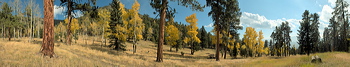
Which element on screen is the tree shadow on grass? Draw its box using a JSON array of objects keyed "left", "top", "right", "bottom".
[
  {"left": 82, "top": 44, "right": 123, "bottom": 56},
  {"left": 32, "top": 40, "right": 42, "bottom": 44},
  {"left": 163, "top": 52, "right": 208, "bottom": 59},
  {"left": 268, "top": 56, "right": 284, "bottom": 59}
]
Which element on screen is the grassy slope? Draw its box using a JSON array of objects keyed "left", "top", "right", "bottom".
[{"left": 1, "top": 37, "right": 350, "bottom": 67}]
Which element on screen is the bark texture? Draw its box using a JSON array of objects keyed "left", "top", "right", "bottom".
[
  {"left": 156, "top": 0, "right": 167, "bottom": 62},
  {"left": 41, "top": 0, "right": 55, "bottom": 58}
]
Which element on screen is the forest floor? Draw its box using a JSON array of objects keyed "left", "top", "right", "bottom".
[{"left": 1, "top": 36, "right": 350, "bottom": 67}]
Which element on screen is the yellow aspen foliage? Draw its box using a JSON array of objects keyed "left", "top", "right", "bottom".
[
  {"left": 227, "top": 34, "right": 236, "bottom": 50},
  {"left": 98, "top": 8, "right": 110, "bottom": 27},
  {"left": 243, "top": 27, "right": 258, "bottom": 56},
  {"left": 257, "top": 30, "right": 264, "bottom": 55},
  {"left": 166, "top": 25, "right": 180, "bottom": 47},
  {"left": 146, "top": 27, "right": 153, "bottom": 40},
  {"left": 111, "top": 2, "right": 128, "bottom": 42},
  {"left": 90, "top": 22, "right": 100, "bottom": 36},
  {"left": 120, "top": 2, "right": 129, "bottom": 26},
  {"left": 263, "top": 47, "right": 269, "bottom": 55},
  {"left": 210, "top": 29, "right": 223, "bottom": 45},
  {"left": 236, "top": 43, "right": 241, "bottom": 52},
  {"left": 98, "top": 8, "right": 111, "bottom": 38},
  {"left": 54, "top": 22, "right": 66, "bottom": 41},
  {"left": 64, "top": 18, "right": 79, "bottom": 33},
  {"left": 115, "top": 25, "right": 128, "bottom": 42},
  {"left": 184, "top": 13, "right": 201, "bottom": 43},
  {"left": 227, "top": 44, "right": 234, "bottom": 50},
  {"left": 241, "top": 45, "right": 246, "bottom": 50},
  {"left": 129, "top": 0, "right": 144, "bottom": 40}
]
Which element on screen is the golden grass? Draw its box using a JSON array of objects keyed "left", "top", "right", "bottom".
[{"left": 1, "top": 37, "right": 350, "bottom": 67}]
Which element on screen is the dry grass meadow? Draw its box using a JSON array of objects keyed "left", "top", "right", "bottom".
[{"left": 1, "top": 36, "right": 350, "bottom": 67}]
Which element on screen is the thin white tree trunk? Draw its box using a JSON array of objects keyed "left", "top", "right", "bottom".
[
  {"left": 31, "top": 10, "right": 33, "bottom": 41},
  {"left": 17, "top": 28, "right": 20, "bottom": 39},
  {"left": 2, "top": 26, "right": 3, "bottom": 40},
  {"left": 102, "top": 27, "right": 104, "bottom": 46},
  {"left": 13, "top": 28, "right": 15, "bottom": 40}
]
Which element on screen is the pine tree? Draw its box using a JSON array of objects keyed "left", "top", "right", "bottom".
[
  {"left": 207, "top": 0, "right": 242, "bottom": 61},
  {"left": 150, "top": 0, "right": 203, "bottom": 62},
  {"left": 310, "top": 13, "right": 320, "bottom": 53},
  {"left": 41, "top": 0, "right": 55, "bottom": 58},
  {"left": 199, "top": 26, "right": 208, "bottom": 49},
  {"left": 0, "top": 3, "right": 14, "bottom": 41},
  {"left": 298, "top": 10, "right": 319, "bottom": 56},
  {"left": 59, "top": 0, "right": 97, "bottom": 45},
  {"left": 330, "top": 0, "right": 349, "bottom": 51},
  {"left": 107, "top": 0, "right": 126, "bottom": 51}
]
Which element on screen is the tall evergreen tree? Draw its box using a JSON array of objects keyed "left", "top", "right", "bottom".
[
  {"left": 321, "top": 27, "right": 332, "bottom": 52},
  {"left": 150, "top": 0, "right": 203, "bottom": 62},
  {"left": 271, "top": 21, "right": 291, "bottom": 57},
  {"left": 59, "top": 0, "right": 97, "bottom": 45},
  {"left": 199, "top": 26, "right": 208, "bottom": 49},
  {"left": 297, "top": 10, "right": 319, "bottom": 56},
  {"left": 330, "top": 0, "right": 349, "bottom": 51},
  {"left": 328, "top": 16, "right": 338, "bottom": 51},
  {"left": 206, "top": 0, "right": 242, "bottom": 61},
  {"left": 41, "top": 0, "right": 55, "bottom": 58},
  {"left": 107, "top": 0, "right": 126, "bottom": 51},
  {"left": 310, "top": 13, "right": 320, "bottom": 52},
  {"left": 0, "top": 2, "right": 22, "bottom": 41}
]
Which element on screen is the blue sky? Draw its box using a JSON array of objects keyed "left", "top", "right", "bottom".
[{"left": 1, "top": 0, "right": 342, "bottom": 47}]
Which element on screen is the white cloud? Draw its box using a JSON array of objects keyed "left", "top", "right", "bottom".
[
  {"left": 72, "top": 11, "right": 84, "bottom": 18},
  {"left": 240, "top": 12, "right": 300, "bottom": 30},
  {"left": 328, "top": 0, "right": 336, "bottom": 7},
  {"left": 318, "top": 5, "right": 334, "bottom": 22},
  {"left": 54, "top": 5, "right": 66, "bottom": 18},
  {"left": 204, "top": 23, "right": 213, "bottom": 28},
  {"left": 319, "top": 21, "right": 329, "bottom": 38}
]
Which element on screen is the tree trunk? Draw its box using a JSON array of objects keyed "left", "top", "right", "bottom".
[
  {"left": 176, "top": 47, "right": 178, "bottom": 52},
  {"left": 215, "top": 21, "right": 220, "bottom": 61},
  {"left": 170, "top": 47, "right": 172, "bottom": 52},
  {"left": 17, "top": 28, "right": 20, "bottom": 39},
  {"left": 8, "top": 27, "right": 11, "bottom": 41},
  {"left": 224, "top": 44, "right": 227, "bottom": 59},
  {"left": 84, "top": 33, "right": 87, "bottom": 45},
  {"left": 156, "top": 0, "right": 167, "bottom": 62},
  {"left": 66, "top": 0, "right": 72, "bottom": 45},
  {"left": 191, "top": 42, "right": 194, "bottom": 55},
  {"left": 13, "top": 28, "right": 15, "bottom": 40},
  {"left": 102, "top": 27, "right": 105, "bottom": 46},
  {"left": 41, "top": 0, "right": 55, "bottom": 58},
  {"left": 104, "top": 38, "right": 107, "bottom": 46},
  {"left": 92, "top": 37, "right": 95, "bottom": 45},
  {"left": 2, "top": 26, "right": 4, "bottom": 40}
]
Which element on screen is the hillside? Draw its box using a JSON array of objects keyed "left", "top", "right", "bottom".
[{"left": 1, "top": 37, "right": 350, "bottom": 67}]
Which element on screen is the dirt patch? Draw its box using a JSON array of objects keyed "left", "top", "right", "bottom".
[{"left": 334, "top": 53, "right": 350, "bottom": 60}]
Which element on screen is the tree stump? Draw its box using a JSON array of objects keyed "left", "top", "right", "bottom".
[
  {"left": 181, "top": 52, "right": 185, "bottom": 56},
  {"left": 208, "top": 54, "right": 215, "bottom": 59},
  {"left": 311, "top": 55, "right": 322, "bottom": 63}
]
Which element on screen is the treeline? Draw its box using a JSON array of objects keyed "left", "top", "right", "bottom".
[
  {"left": 267, "top": 0, "right": 350, "bottom": 57},
  {"left": 0, "top": 0, "right": 43, "bottom": 41},
  {"left": 51, "top": 0, "right": 214, "bottom": 54}
]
